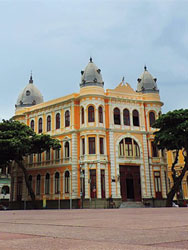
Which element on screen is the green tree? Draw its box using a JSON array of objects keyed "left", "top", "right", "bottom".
[
  {"left": 0, "top": 119, "right": 61, "bottom": 208},
  {"left": 153, "top": 109, "right": 188, "bottom": 207}
]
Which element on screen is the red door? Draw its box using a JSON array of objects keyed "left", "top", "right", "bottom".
[
  {"left": 101, "top": 170, "right": 105, "bottom": 198},
  {"left": 120, "top": 165, "right": 141, "bottom": 201},
  {"left": 154, "top": 171, "right": 162, "bottom": 199},
  {"left": 90, "top": 170, "right": 96, "bottom": 198}
]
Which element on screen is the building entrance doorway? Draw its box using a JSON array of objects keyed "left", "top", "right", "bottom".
[{"left": 120, "top": 165, "right": 141, "bottom": 201}]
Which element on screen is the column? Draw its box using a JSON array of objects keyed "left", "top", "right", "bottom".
[
  {"left": 109, "top": 131, "right": 116, "bottom": 198},
  {"left": 142, "top": 134, "right": 154, "bottom": 198},
  {"left": 96, "top": 134, "right": 100, "bottom": 156},
  {"left": 116, "top": 163, "right": 121, "bottom": 198}
]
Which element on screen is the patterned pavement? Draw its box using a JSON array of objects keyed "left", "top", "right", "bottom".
[{"left": 0, "top": 207, "right": 188, "bottom": 249}]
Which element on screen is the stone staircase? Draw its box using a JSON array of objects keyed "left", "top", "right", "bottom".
[{"left": 119, "top": 201, "right": 145, "bottom": 208}]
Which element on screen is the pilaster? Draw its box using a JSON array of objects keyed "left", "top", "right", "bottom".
[
  {"left": 71, "top": 132, "right": 78, "bottom": 199},
  {"left": 97, "top": 163, "right": 101, "bottom": 198}
]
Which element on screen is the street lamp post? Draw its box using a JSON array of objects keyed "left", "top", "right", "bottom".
[{"left": 80, "top": 169, "right": 84, "bottom": 209}]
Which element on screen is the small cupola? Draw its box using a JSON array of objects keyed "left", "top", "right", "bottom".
[
  {"left": 137, "top": 66, "right": 158, "bottom": 93},
  {"left": 80, "top": 58, "right": 104, "bottom": 88},
  {"left": 15, "top": 74, "right": 44, "bottom": 110}
]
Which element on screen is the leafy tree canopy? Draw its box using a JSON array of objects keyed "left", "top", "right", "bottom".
[
  {"left": 0, "top": 119, "right": 61, "bottom": 165},
  {"left": 153, "top": 109, "right": 188, "bottom": 151}
]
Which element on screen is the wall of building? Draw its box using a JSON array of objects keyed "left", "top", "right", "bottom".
[{"left": 12, "top": 73, "right": 167, "bottom": 208}]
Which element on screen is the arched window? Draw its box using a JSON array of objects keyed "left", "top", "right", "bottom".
[
  {"left": 38, "top": 118, "right": 43, "bottom": 133},
  {"left": 123, "top": 109, "right": 130, "bottom": 126},
  {"left": 119, "top": 138, "right": 140, "bottom": 158},
  {"left": 45, "top": 173, "right": 50, "bottom": 194},
  {"left": 88, "top": 106, "right": 95, "bottom": 122},
  {"left": 30, "top": 120, "right": 34, "bottom": 131},
  {"left": 36, "top": 175, "right": 41, "bottom": 195},
  {"left": 65, "top": 110, "right": 70, "bottom": 127},
  {"left": 89, "top": 137, "right": 95, "bottom": 154},
  {"left": 114, "top": 108, "right": 121, "bottom": 125},
  {"left": 1, "top": 185, "right": 9, "bottom": 194},
  {"left": 133, "top": 110, "right": 139, "bottom": 126},
  {"left": 98, "top": 106, "right": 103, "bottom": 123},
  {"left": 65, "top": 171, "right": 70, "bottom": 193},
  {"left": 81, "top": 107, "right": 84, "bottom": 124},
  {"left": 56, "top": 113, "right": 60, "bottom": 129},
  {"left": 47, "top": 115, "right": 51, "bottom": 132},
  {"left": 149, "top": 111, "right": 155, "bottom": 127},
  {"left": 65, "top": 141, "right": 69, "bottom": 158},
  {"left": 55, "top": 172, "right": 60, "bottom": 194}
]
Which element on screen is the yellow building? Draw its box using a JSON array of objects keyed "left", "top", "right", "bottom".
[{"left": 12, "top": 58, "right": 167, "bottom": 208}]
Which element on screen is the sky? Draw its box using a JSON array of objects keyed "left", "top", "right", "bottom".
[{"left": 1, "top": 0, "right": 188, "bottom": 120}]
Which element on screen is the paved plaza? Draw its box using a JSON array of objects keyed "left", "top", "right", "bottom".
[{"left": 0, "top": 208, "right": 188, "bottom": 250}]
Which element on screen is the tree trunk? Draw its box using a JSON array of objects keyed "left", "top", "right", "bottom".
[
  {"left": 16, "top": 160, "right": 37, "bottom": 209},
  {"left": 166, "top": 160, "right": 188, "bottom": 207},
  {"left": 166, "top": 177, "right": 182, "bottom": 207}
]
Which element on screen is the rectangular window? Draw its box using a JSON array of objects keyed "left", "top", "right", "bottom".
[
  {"left": 151, "top": 142, "right": 158, "bottom": 157},
  {"left": 55, "top": 149, "right": 60, "bottom": 160},
  {"left": 125, "top": 139, "right": 133, "bottom": 157},
  {"left": 100, "top": 137, "right": 104, "bottom": 154},
  {"left": 82, "top": 138, "right": 85, "bottom": 155},
  {"left": 154, "top": 171, "right": 162, "bottom": 199},
  {"left": 89, "top": 137, "right": 95, "bottom": 154}
]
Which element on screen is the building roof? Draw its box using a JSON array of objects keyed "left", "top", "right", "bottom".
[
  {"left": 80, "top": 58, "right": 104, "bottom": 88},
  {"left": 137, "top": 66, "right": 158, "bottom": 93},
  {"left": 15, "top": 75, "right": 44, "bottom": 110}
]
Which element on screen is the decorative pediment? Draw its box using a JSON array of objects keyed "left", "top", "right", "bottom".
[{"left": 114, "top": 80, "right": 136, "bottom": 94}]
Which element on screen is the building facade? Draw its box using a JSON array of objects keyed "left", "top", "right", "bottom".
[{"left": 12, "top": 59, "right": 167, "bottom": 208}]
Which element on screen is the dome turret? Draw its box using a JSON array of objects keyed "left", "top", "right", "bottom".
[
  {"left": 15, "top": 75, "right": 44, "bottom": 110},
  {"left": 137, "top": 66, "right": 158, "bottom": 93},
  {"left": 80, "top": 58, "right": 104, "bottom": 88}
]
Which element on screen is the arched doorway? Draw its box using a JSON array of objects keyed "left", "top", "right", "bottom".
[{"left": 119, "top": 138, "right": 141, "bottom": 201}]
